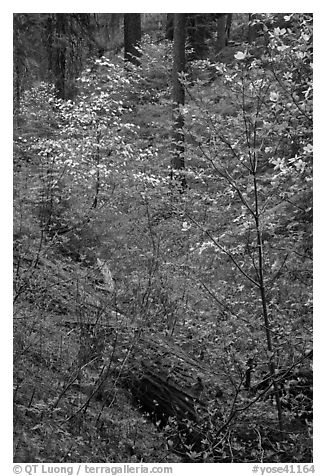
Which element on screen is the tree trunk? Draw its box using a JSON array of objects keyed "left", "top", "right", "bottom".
[
  {"left": 166, "top": 13, "right": 174, "bottom": 40},
  {"left": 54, "top": 14, "right": 67, "bottom": 99},
  {"left": 171, "top": 13, "right": 186, "bottom": 187},
  {"left": 248, "top": 13, "right": 258, "bottom": 43},
  {"left": 253, "top": 175, "right": 284, "bottom": 434},
  {"left": 216, "top": 14, "right": 227, "bottom": 52},
  {"left": 225, "top": 13, "right": 232, "bottom": 45},
  {"left": 124, "top": 14, "right": 141, "bottom": 66},
  {"left": 46, "top": 15, "right": 54, "bottom": 79}
]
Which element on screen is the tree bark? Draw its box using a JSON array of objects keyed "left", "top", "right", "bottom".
[
  {"left": 171, "top": 13, "right": 186, "bottom": 183},
  {"left": 225, "top": 13, "right": 232, "bottom": 45},
  {"left": 13, "top": 17, "right": 22, "bottom": 116},
  {"left": 216, "top": 14, "right": 227, "bottom": 52},
  {"left": 54, "top": 14, "right": 67, "bottom": 99},
  {"left": 166, "top": 13, "right": 174, "bottom": 40},
  {"left": 124, "top": 14, "right": 141, "bottom": 66},
  {"left": 248, "top": 13, "right": 258, "bottom": 43},
  {"left": 187, "top": 14, "right": 208, "bottom": 59},
  {"left": 253, "top": 174, "right": 284, "bottom": 434}
]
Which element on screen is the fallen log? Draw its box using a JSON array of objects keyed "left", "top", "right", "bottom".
[{"left": 131, "top": 363, "right": 206, "bottom": 425}]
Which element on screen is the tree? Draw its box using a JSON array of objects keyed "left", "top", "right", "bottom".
[
  {"left": 180, "top": 13, "right": 312, "bottom": 436},
  {"left": 167, "top": 13, "right": 215, "bottom": 59},
  {"left": 187, "top": 14, "right": 209, "bottom": 59},
  {"left": 52, "top": 14, "right": 67, "bottom": 98},
  {"left": 13, "top": 14, "right": 27, "bottom": 115},
  {"left": 124, "top": 14, "right": 141, "bottom": 65},
  {"left": 171, "top": 13, "right": 186, "bottom": 188},
  {"left": 166, "top": 13, "right": 174, "bottom": 40},
  {"left": 13, "top": 14, "right": 47, "bottom": 112},
  {"left": 225, "top": 13, "right": 232, "bottom": 44},
  {"left": 248, "top": 13, "right": 258, "bottom": 43},
  {"left": 216, "top": 14, "right": 227, "bottom": 52}
]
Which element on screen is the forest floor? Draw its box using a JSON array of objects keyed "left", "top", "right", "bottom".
[{"left": 13, "top": 302, "right": 182, "bottom": 463}]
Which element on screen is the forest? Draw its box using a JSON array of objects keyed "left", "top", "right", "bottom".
[{"left": 13, "top": 13, "right": 313, "bottom": 464}]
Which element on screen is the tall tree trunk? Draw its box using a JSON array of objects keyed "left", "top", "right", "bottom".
[
  {"left": 253, "top": 174, "right": 284, "bottom": 434},
  {"left": 166, "top": 13, "right": 174, "bottom": 40},
  {"left": 124, "top": 14, "right": 141, "bottom": 66},
  {"left": 46, "top": 15, "right": 54, "bottom": 79},
  {"left": 54, "top": 14, "right": 67, "bottom": 99},
  {"left": 248, "top": 13, "right": 257, "bottom": 43},
  {"left": 225, "top": 13, "right": 232, "bottom": 45},
  {"left": 13, "top": 15, "right": 26, "bottom": 118},
  {"left": 187, "top": 14, "right": 208, "bottom": 59},
  {"left": 216, "top": 14, "right": 227, "bottom": 52},
  {"left": 171, "top": 13, "right": 186, "bottom": 188}
]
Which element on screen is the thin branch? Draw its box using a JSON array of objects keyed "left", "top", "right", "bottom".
[
  {"left": 182, "top": 210, "right": 260, "bottom": 287},
  {"left": 195, "top": 140, "right": 256, "bottom": 219},
  {"left": 270, "top": 65, "right": 312, "bottom": 124}
]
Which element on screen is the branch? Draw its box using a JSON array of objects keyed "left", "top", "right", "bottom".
[{"left": 183, "top": 210, "right": 260, "bottom": 288}]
